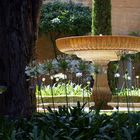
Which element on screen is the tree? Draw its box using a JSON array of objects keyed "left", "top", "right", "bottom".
[
  {"left": 91, "top": 0, "right": 114, "bottom": 91},
  {"left": 39, "top": 1, "right": 91, "bottom": 57},
  {"left": 0, "top": 0, "right": 42, "bottom": 117},
  {"left": 92, "top": 0, "right": 112, "bottom": 35}
]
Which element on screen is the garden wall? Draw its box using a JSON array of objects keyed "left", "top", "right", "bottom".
[
  {"left": 112, "top": 0, "right": 140, "bottom": 35},
  {"left": 36, "top": 34, "right": 57, "bottom": 61}
]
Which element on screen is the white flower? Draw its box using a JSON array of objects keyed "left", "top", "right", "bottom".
[
  {"left": 136, "top": 75, "right": 139, "bottom": 79},
  {"left": 36, "top": 63, "right": 45, "bottom": 75},
  {"left": 123, "top": 73, "right": 131, "bottom": 80},
  {"left": 55, "top": 55, "right": 94, "bottom": 74},
  {"left": 25, "top": 55, "right": 95, "bottom": 78},
  {"left": 88, "top": 64, "right": 94, "bottom": 73},
  {"left": 50, "top": 76, "right": 54, "bottom": 80},
  {"left": 52, "top": 73, "right": 67, "bottom": 79},
  {"left": 127, "top": 76, "right": 131, "bottom": 80},
  {"left": 25, "top": 66, "right": 31, "bottom": 76},
  {"left": 25, "top": 65, "right": 37, "bottom": 77},
  {"left": 76, "top": 72, "right": 82, "bottom": 77},
  {"left": 25, "top": 66, "right": 29, "bottom": 71},
  {"left": 70, "top": 60, "right": 79, "bottom": 72},
  {"left": 42, "top": 78, "right": 46, "bottom": 82},
  {"left": 74, "top": 85, "right": 80, "bottom": 91},
  {"left": 70, "top": 15, "right": 75, "bottom": 22},
  {"left": 51, "top": 17, "right": 61, "bottom": 24},
  {"left": 52, "top": 59, "right": 58, "bottom": 65},
  {"left": 114, "top": 73, "right": 120, "bottom": 78},
  {"left": 56, "top": 78, "right": 59, "bottom": 81}
]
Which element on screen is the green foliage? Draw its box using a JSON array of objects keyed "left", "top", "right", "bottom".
[
  {"left": 92, "top": 0, "right": 112, "bottom": 35},
  {"left": 107, "top": 61, "right": 119, "bottom": 92},
  {"left": 128, "top": 31, "right": 140, "bottom": 62},
  {"left": 0, "top": 86, "right": 7, "bottom": 94},
  {"left": 0, "top": 106, "right": 140, "bottom": 139},
  {"left": 114, "top": 88, "right": 140, "bottom": 96},
  {"left": 129, "top": 31, "right": 140, "bottom": 37},
  {"left": 39, "top": 1, "right": 92, "bottom": 36}
]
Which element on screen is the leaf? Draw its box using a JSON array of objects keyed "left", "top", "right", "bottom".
[
  {"left": 47, "top": 106, "right": 54, "bottom": 113},
  {"left": 32, "top": 125, "right": 38, "bottom": 140},
  {"left": 45, "top": 134, "right": 51, "bottom": 140},
  {"left": 11, "top": 130, "right": 16, "bottom": 140},
  {"left": 122, "top": 127, "right": 132, "bottom": 140},
  {"left": 75, "top": 134, "right": 85, "bottom": 140},
  {"left": 53, "top": 129, "right": 64, "bottom": 137},
  {"left": 39, "top": 130, "right": 45, "bottom": 140},
  {"left": 99, "top": 124, "right": 112, "bottom": 133},
  {"left": 62, "top": 136, "right": 73, "bottom": 140},
  {"left": 103, "top": 135, "right": 112, "bottom": 140}
]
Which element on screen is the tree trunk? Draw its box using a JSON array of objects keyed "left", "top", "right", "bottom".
[{"left": 0, "top": 0, "right": 42, "bottom": 117}]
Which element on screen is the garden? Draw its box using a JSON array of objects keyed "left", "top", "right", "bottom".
[{"left": 0, "top": 0, "right": 140, "bottom": 139}]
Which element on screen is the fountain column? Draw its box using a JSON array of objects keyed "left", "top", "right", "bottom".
[{"left": 91, "top": 61, "right": 113, "bottom": 109}]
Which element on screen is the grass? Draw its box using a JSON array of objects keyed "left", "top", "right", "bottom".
[
  {"left": 114, "top": 88, "right": 140, "bottom": 96},
  {"left": 36, "top": 82, "right": 91, "bottom": 97}
]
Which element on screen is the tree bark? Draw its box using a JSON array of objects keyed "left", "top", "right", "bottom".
[{"left": 0, "top": 0, "right": 42, "bottom": 117}]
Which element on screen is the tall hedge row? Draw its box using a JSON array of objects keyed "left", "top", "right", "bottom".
[{"left": 92, "top": 0, "right": 112, "bottom": 35}]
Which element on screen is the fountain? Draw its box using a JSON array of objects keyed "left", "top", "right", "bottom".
[{"left": 56, "top": 35, "right": 140, "bottom": 109}]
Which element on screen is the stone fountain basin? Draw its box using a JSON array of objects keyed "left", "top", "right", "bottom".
[{"left": 56, "top": 35, "right": 140, "bottom": 62}]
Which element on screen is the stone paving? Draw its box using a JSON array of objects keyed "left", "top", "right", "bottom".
[{"left": 37, "top": 102, "right": 140, "bottom": 112}]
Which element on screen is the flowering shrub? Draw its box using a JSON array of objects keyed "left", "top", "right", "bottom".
[
  {"left": 25, "top": 55, "right": 94, "bottom": 78},
  {"left": 25, "top": 61, "right": 44, "bottom": 78},
  {"left": 39, "top": 1, "right": 91, "bottom": 35},
  {"left": 51, "top": 17, "right": 61, "bottom": 24}
]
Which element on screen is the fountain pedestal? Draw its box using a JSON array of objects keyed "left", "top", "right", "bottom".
[{"left": 91, "top": 62, "right": 113, "bottom": 109}]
